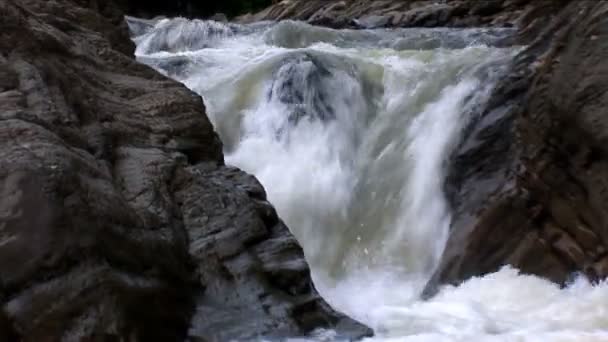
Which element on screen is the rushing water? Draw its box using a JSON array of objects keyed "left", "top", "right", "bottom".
[{"left": 130, "top": 17, "right": 608, "bottom": 342}]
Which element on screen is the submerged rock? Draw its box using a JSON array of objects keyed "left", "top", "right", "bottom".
[
  {"left": 269, "top": 53, "right": 336, "bottom": 125},
  {"left": 0, "top": 0, "right": 369, "bottom": 340}
]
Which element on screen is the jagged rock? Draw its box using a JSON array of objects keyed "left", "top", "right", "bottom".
[
  {"left": 425, "top": 0, "right": 608, "bottom": 294},
  {"left": 176, "top": 165, "right": 370, "bottom": 341},
  {"left": 0, "top": 0, "right": 369, "bottom": 340},
  {"left": 243, "top": 0, "right": 559, "bottom": 28}
]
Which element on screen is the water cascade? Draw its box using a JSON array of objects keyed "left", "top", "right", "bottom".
[{"left": 131, "top": 18, "right": 608, "bottom": 342}]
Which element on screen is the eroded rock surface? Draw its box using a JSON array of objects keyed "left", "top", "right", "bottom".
[
  {"left": 0, "top": 0, "right": 368, "bottom": 340},
  {"left": 240, "top": 0, "right": 565, "bottom": 31},
  {"left": 427, "top": 0, "right": 608, "bottom": 293}
]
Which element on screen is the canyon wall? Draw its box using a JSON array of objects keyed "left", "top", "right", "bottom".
[{"left": 0, "top": 0, "right": 368, "bottom": 340}]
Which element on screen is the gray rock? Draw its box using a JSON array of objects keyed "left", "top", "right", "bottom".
[{"left": 0, "top": 0, "right": 370, "bottom": 340}]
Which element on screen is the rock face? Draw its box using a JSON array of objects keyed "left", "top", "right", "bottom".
[
  {"left": 426, "top": 0, "right": 608, "bottom": 293},
  {"left": 250, "top": 0, "right": 608, "bottom": 295},
  {"left": 0, "top": 0, "right": 368, "bottom": 340},
  {"left": 239, "top": 0, "right": 564, "bottom": 30}
]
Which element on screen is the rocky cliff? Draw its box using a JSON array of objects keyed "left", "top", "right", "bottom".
[
  {"left": 0, "top": 0, "right": 368, "bottom": 340},
  {"left": 239, "top": 0, "right": 565, "bottom": 32},
  {"left": 428, "top": 0, "right": 608, "bottom": 292},
  {"left": 117, "top": 0, "right": 273, "bottom": 20},
  {"left": 2, "top": 0, "right": 607, "bottom": 340},
  {"left": 246, "top": 0, "right": 608, "bottom": 295}
]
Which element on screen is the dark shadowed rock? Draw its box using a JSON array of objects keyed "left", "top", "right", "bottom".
[
  {"left": 0, "top": 0, "right": 369, "bottom": 340},
  {"left": 242, "top": 0, "right": 563, "bottom": 29},
  {"left": 425, "top": 0, "right": 608, "bottom": 295}
]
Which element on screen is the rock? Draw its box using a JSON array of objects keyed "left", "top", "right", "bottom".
[
  {"left": 406, "top": 4, "right": 456, "bottom": 27},
  {"left": 0, "top": 0, "right": 369, "bottom": 340},
  {"left": 470, "top": 0, "right": 504, "bottom": 16},
  {"left": 249, "top": 0, "right": 555, "bottom": 28},
  {"left": 177, "top": 165, "right": 371, "bottom": 341},
  {"left": 425, "top": 0, "right": 608, "bottom": 295}
]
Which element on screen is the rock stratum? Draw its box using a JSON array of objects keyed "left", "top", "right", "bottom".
[
  {"left": 0, "top": 0, "right": 368, "bottom": 341},
  {"left": 239, "top": 0, "right": 565, "bottom": 31}
]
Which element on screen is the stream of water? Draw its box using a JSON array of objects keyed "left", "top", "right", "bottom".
[{"left": 130, "top": 18, "right": 608, "bottom": 342}]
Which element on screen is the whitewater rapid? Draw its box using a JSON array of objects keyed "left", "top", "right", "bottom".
[{"left": 130, "top": 18, "right": 608, "bottom": 342}]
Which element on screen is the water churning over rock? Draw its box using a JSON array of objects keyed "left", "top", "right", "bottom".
[{"left": 132, "top": 18, "right": 608, "bottom": 342}]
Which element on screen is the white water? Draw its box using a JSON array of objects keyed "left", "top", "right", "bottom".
[{"left": 131, "top": 18, "right": 608, "bottom": 342}]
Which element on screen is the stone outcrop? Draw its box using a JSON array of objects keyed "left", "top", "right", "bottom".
[
  {"left": 426, "top": 0, "right": 608, "bottom": 293},
  {"left": 239, "top": 0, "right": 565, "bottom": 31},
  {"left": 3, "top": 0, "right": 606, "bottom": 339},
  {"left": 0, "top": 0, "right": 368, "bottom": 340}
]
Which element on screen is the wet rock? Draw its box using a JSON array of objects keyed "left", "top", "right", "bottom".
[
  {"left": 245, "top": 0, "right": 560, "bottom": 28},
  {"left": 177, "top": 165, "right": 371, "bottom": 341},
  {"left": 0, "top": 0, "right": 369, "bottom": 340},
  {"left": 470, "top": 0, "right": 504, "bottom": 16},
  {"left": 395, "top": 4, "right": 456, "bottom": 28},
  {"left": 268, "top": 53, "right": 336, "bottom": 126},
  {"left": 426, "top": 0, "right": 608, "bottom": 295}
]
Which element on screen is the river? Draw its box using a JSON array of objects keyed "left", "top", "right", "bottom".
[{"left": 129, "top": 18, "right": 608, "bottom": 342}]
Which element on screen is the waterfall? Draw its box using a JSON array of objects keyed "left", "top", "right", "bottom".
[{"left": 131, "top": 18, "right": 608, "bottom": 342}]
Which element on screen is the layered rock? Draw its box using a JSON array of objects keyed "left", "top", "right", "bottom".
[
  {"left": 0, "top": 0, "right": 368, "bottom": 340},
  {"left": 116, "top": 0, "right": 273, "bottom": 19},
  {"left": 239, "top": 0, "right": 565, "bottom": 31},
  {"left": 426, "top": 0, "right": 608, "bottom": 293}
]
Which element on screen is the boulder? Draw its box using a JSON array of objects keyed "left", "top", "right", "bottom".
[{"left": 0, "top": 0, "right": 369, "bottom": 340}]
